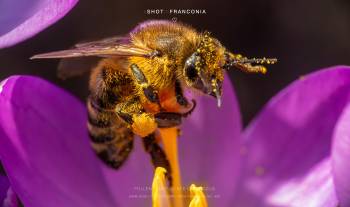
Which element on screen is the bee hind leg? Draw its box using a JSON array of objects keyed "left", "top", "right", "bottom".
[
  {"left": 142, "top": 133, "right": 172, "bottom": 187},
  {"left": 116, "top": 98, "right": 158, "bottom": 138}
]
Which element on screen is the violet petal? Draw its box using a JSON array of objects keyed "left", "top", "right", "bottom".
[
  {"left": 0, "top": 73, "right": 241, "bottom": 207},
  {"left": 331, "top": 103, "right": 350, "bottom": 206},
  {"left": 180, "top": 73, "right": 242, "bottom": 207},
  {"left": 0, "top": 75, "right": 175, "bottom": 207},
  {"left": 3, "top": 187, "right": 20, "bottom": 207},
  {"left": 0, "top": 175, "right": 10, "bottom": 205},
  {"left": 0, "top": 0, "right": 78, "bottom": 49},
  {"left": 100, "top": 139, "right": 155, "bottom": 206},
  {"left": 235, "top": 66, "right": 350, "bottom": 206},
  {"left": 0, "top": 76, "right": 118, "bottom": 207},
  {"left": 266, "top": 158, "right": 338, "bottom": 207}
]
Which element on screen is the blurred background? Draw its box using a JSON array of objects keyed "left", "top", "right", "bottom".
[{"left": 0, "top": 0, "right": 350, "bottom": 125}]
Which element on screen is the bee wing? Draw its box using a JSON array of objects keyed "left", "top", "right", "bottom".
[
  {"left": 57, "top": 56, "right": 101, "bottom": 79},
  {"left": 74, "top": 36, "right": 129, "bottom": 48},
  {"left": 31, "top": 36, "right": 153, "bottom": 59}
]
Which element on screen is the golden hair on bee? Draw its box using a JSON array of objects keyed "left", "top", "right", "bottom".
[{"left": 31, "top": 20, "right": 277, "bottom": 185}]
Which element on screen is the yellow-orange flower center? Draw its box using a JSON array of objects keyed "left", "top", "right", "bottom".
[
  {"left": 152, "top": 128, "right": 208, "bottom": 207},
  {"left": 189, "top": 184, "right": 208, "bottom": 207}
]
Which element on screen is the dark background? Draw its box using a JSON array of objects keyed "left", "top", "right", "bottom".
[{"left": 1, "top": 0, "right": 350, "bottom": 125}]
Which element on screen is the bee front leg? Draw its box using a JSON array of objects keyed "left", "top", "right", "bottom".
[
  {"left": 174, "top": 80, "right": 196, "bottom": 117},
  {"left": 153, "top": 100, "right": 196, "bottom": 128},
  {"left": 130, "top": 63, "right": 161, "bottom": 106},
  {"left": 155, "top": 112, "right": 182, "bottom": 128},
  {"left": 175, "top": 79, "right": 189, "bottom": 107}
]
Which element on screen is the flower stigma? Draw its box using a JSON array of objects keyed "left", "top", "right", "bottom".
[
  {"left": 189, "top": 184, "right": 208, "bottom": 207},
  {"left": 152, "top": 167, "right": 171, "bottom": 207},
  {"left": 152, "top": 167, "right": 209, "bottom": 207},
  {"left": 151, "top": 128, "right": 208, "bottom": 207}
]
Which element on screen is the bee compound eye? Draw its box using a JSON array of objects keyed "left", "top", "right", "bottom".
[{"left": 185, "top": 64, "right": 198, "bottom": 81}]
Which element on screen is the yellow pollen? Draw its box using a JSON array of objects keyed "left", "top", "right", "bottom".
[
  {"left": 152, "top": 167, "right": 171, "bottom": 207},
  {"left": 151, "top": 168, "right": 210, "bottom": 207},
  {"left": 131, "top": 114, "right": 157, "bottom": 137},
  {"left": 260, "top": 66, "right": 267, "bottom": 74},
  {"left": 151, "top": 129, "right": 210, "bottom": 207},
  {"left": 189, "top": 184, "right": 208, "bottom": 207}
]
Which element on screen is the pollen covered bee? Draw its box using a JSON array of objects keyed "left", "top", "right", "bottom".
[{"left": 32, "top": 20, "right": 276, "bottom": 184}]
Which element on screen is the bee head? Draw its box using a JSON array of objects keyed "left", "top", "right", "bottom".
[{"left": 183, "top": 32, "right": 225, "bottom": 107}]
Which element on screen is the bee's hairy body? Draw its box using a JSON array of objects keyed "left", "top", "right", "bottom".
[
  {"left": 87, "top": 21, "right": 201, "bottom": 181},
  {"left": 32, "top": 20, "right": 276, "bottom": 186}
]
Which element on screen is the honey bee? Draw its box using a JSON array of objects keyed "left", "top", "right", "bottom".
[{"left": 32, "top": 20, "right": 276, "bottom": 185}]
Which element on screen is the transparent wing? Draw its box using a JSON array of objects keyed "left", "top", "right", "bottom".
[
  {"left": 31, "top": 36, "right": 153, "bottom": 59},
  {"left": 74, "top": 36, "right": 129, "bottom": 47},
  {"left": 57, "top": 56, "right": 101, "bottom": 79}
]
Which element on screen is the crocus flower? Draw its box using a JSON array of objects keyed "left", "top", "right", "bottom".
[
  {"left": 0, "top": 66, "right": 349, "bottom": 207},
  {"left": 0, "top": 174, "right": 10, "bottom": 203},
  {"left": 1, "top": 173, "right": 19, "bottom": 207},
  {"left": 0, "top": 0, "right": 78, "bottom": 49}
]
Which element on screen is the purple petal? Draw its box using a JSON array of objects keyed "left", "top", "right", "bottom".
[
  {"left": 100, "top": 140, "right": 155, "bottom": 207},
  {"left": 180, "top": 73, "right": 242, "bottom": 207},
  {"left": 3, "top": 187, "right": 20, "bottom": 207},
  {"left": 0, "top": 73, "right": 239, "bottom": 206},
  {"left": 0, "top": 75, "right": 168, "bottom": 207},
  {"left": 266, "top": 159, "right": 338, "bottom": 207},
  {"left": 235, "top": 66, "right": 350, "bottom": 206},
  {"left": 0, "top": 175, "right": 10, "bottom": 204},
  {"left": 332, "top": 103, "right": 350, "bottom": 206},
  {"left": 0, "top": 76, "right": 118, "bottom": 207},
  {"left": 0, "top": 0, "right": 78, "bottom": 49}
]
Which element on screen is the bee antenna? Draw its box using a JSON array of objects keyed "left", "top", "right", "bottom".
[
  {"left": 224, "top": 52, "right": 277, "bottom": 74},
  {"left": 232, "top": 57, "right": 278, "bottom": 65}
]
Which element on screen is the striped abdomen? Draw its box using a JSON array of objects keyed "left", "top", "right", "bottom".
[{"left": 87, "top": 59, "right": 135, "bottom": 169}]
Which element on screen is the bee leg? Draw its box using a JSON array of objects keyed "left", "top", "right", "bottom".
[
  {"left": 143, "top": 133, "right": 172, "bottom": 187},
  {"left": 181, "top": 99, "right": 196, "bottom": 117},
  {"left": 154, "top": 112, "right": 182, "bottom": 128},
  {"left": 116, "top": 98, "right": 158, "bottom": 137},
  {"left": 175, "top": 79, "right": 189, "bottom": 107},
  {"left": 118, "top": 108, "right": 183, "bottom": 129},
  {"left": 130, "top": 63, "right": 160, "bottom": 105},
  {"left": 153, "top": 100, "right": 196, "bottom": 128},
  {"left": 174, "top": 79, "right": 196, "bottom": 117}
]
